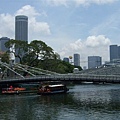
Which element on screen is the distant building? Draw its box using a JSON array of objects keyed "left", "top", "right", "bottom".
[
  {"left": 74, "top": 53, "right": 80, "bottom": 66},
  {"left": 15, "top": 15, "right": 28, "bottom": 63},
  {"left": 88, "top": 56, "right": 102, "bottom": 69},
  {"left": 110, "top": 45, "right": 119, "bottom": 61},
  {"left": 83, "top": 66, "right": 87, "bottom": 70},
  {"left": 104, "top": 59, "right": 120, "bottom": 66},
  {"left": 63, "top": 57, "right": 69, "bottom": 63},
  {"left": 118, "top": 46, "right": 120, "bottom": 59},
  {"left": 15, "top": 15, "right": 28, "bottom": 42},
  {"left": 0, "top": 37, "right": 10, "bottom": 52}
]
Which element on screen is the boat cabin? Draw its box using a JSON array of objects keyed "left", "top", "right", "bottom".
[{"left": 38, "top": 84, "right": 69, "bottom": 95}]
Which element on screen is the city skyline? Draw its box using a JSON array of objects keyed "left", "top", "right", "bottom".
[{"left": 0, "top": 0, "right": 120, "bottom": 67}]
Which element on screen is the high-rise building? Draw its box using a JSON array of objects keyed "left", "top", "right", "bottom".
[
  {"left": 110, "top": 45, "right": 119, "bottom": 61},
  {"left": 63, "top": 57, "right": 69, "bottom": 63},
  {"left": 15, "top": 15, "right": 28, "bottom": 63},
  {"left": 74, "top": 53, "right": 80, "bottom": 66},
  {"left": 88, "top": 56, "right": 102, "bottom": 69},
  {"left": 0, "top": 37, "right": 10, "bottom": 52},
  {"left": 15, "top": 15, "right": 28, "bottom": 42}
]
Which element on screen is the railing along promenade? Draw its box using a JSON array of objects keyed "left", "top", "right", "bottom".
[{"left": 1, "top": 74, "right": 120, "bottom": 84}]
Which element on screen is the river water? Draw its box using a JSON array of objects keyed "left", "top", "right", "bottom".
[{"left": 0, "top": 84, "right": 120, "bottom": 120}]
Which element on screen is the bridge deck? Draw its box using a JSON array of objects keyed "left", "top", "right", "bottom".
[
  {"left": 0, "top": 62, "right": 120, "bottom": 84},
  {"left": 1, "top": 74, "right": 120, "bottom": 84}
]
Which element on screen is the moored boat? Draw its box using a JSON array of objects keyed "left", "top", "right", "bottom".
[
  {"left": 2, "top": 89, "right": 19, "bottom": 95},
  {"left": 37, "top": 84, "right": 69, "bottom": 95},
  {"left": 2, "top": 86, "right": 26, "bottom": 95}
]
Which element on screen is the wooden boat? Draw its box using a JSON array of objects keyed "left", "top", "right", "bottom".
[
  {"left": 37, "top": 84, "right": 69, "bottom": 95},
  {"left": 2, "top": 86, "right": 26, "bottom": 95},
  {"left": 2, "top": 89, "right": 19, "bottom": 95}
]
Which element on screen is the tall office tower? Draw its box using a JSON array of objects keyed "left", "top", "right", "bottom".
[
  {"left": 0, "top": 37, "right": 10, "bottom": 52},
  {"left": 74, "top": 53, "right": 80, "bottom": 66},
  {"left": 88, "top": 56, "right": 102, "bottom": 69},
  {"left": 15, "top": 15, "right": 28, "bottom": 63},
  {"left": 15, "top": 15, "right": 28, "bottom": 42},
  {"left": 110, "top": 45, "right": 119, "bottom": 61}
]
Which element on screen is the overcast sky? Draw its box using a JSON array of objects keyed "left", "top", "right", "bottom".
[{"left": 0, "top": 0, "right": 120, "bottom": 67}]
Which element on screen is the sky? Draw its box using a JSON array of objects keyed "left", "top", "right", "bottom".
[{"left": 0, "top": 0, "right": 120, "bottom": 68}]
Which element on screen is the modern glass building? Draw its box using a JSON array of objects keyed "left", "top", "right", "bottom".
[
  {"left": 15, "top": 15, "right": 28, "bottom": 42},
  {"left": 110, "top": 45, "right": 119, "bottom": 61},
  {"left": 88, "top": 56, "right": 102, "bottom": 69},
  {"left": 63, "top": 57, "right": 69, "bottom": 63},
  {"left": 0, "top": 37, "right": 10, "bottom": 52},
  {"left": 74, "top": 53, "right": 80, "bottom": 66}
]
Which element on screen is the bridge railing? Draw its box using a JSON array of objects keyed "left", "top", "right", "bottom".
[
  {"left": 43, "top": 74, "right": 120, "bottom": 82},
  {"left": 1, "top": 74, "right": 120, "bottom": 84}
]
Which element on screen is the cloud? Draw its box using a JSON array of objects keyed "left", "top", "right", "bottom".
[
  {"left": 59, "top": 35, "right": 111, "bottom": 67},
  {"left": 85, "top": 35, "right": 111, "bottom": 47},
  {"left": 28, "top": 17, "right": 51, "bottom": 41},
  {"left": 45, "top": 0, "right": 68, "bottom": 6},
  {"left": 15, "top": 5, "right": 40, "bottom": 17},
  {"left": 75, "top": 0, "right": 118, "bottom": 5},
  {"left": 0, "top": 5, "right": 51, "bottom": 41},
  {"left": 0, "top": 13, "right": 14, "bottom": 38},
  {"left": 45, "top": 0, "right": 118, "bottom": 6},
  {"left": 15, "top": 5, "right": 51, "bottom": 41}
]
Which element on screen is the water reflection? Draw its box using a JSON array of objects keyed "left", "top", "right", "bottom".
[{"left": 0, "top": 84, "right": 120, "bottom": 120}]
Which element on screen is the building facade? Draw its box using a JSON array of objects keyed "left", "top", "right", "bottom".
[
  {"left": 0, "top": 37, "right": 10, "bottom": 52},
  {"left": 63, "top": 57, "right": 69, "bottom": 63},
  {"left": 74, "top": 53, "right": 80, "bottom": 66},
  {"left": 110, "top": 45, "right": 119, "bottom": 61},
  {"left": 88, "top": 56, "right": 102, "bottom": 69},
  {"left": 15, "top": 15, "right": 28, "bottom": 42}
]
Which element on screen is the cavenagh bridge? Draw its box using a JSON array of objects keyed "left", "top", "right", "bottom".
[{"left": 0, "top": 61, "right": 120, "bottom": 85}]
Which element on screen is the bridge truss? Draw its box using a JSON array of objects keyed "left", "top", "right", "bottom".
[{"left": 0, "top": 61, "right": 60, "bottom": 80}]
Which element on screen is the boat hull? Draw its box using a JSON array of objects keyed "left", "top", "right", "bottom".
[
  {"left": 38, "top": 89, "right": 69, "bottom": 95},
  {"left": 1, "top": 87, "right": 26, "bottom": 95},
  {"left": 2, "top": 91, "right": 19, "bottom": 95}
]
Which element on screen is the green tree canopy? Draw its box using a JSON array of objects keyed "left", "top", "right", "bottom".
[
  {"left": 23, "top": 40, "right": 56, "bottom": 66},
  {"left": 5, "top": 39, "right": 82, "bottom": 73},
  {"left": 5, "top": 39, "right": 28, "bottom": 63}
]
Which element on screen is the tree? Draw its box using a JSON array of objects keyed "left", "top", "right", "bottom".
[
  {"left": 5, "top": 39, "right": 28, "bottom": 63},
  {"left": 5, "top": 39, "right": 82, "bottom": 73},
  {"left": 0, "top": 51, "right": 9, "bottom": 63},
  {"left": 23, "top": 40, "right": 55, "bottom": 66}
]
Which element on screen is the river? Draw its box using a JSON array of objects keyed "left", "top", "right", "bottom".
[{"left": 0, "top": 84, "right": 120, "bottom": 120}]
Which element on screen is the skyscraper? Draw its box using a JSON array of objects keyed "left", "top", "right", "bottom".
[
  {"left": 88, "top": 56, "right": 102, "bottom": 69},
  {"left": 0, "top": 37, "right": 10, "bottom": 52},
  {"left": 74, "top": 53, "right": 80, "bottom": 66},
  {"left": 110, "top": 45, "right": 119, "bottom": 61},
  {"left": 15, "top": 15, "right": 28, "bottom": 42}
]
